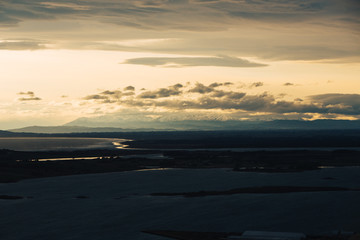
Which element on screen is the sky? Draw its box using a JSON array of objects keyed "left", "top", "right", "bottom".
[{"left": 0, "top": 0, "right": 359, "bottom": 129}]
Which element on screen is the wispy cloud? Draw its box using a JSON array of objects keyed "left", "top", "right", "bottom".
[
  {"left": 0, "top": 39, "right": 47, "bottom": 50},
  {"left": 123, "top": 55, "right": 267, "bottom": 68},
  {"left": 0, "top": 1, "right": 358, "bottom": 62},
  {"left": 17, "top": 91, "right": 42, "bottom": 101}
]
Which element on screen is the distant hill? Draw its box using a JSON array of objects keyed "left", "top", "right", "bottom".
[
  {"left": 7, "top": 119, "right": 360, "bottom": 134},
  {"left": 0, "top": 130, "right": 15, "bottom": 137},
  {"left": 9, "top": 126, "right": 129, "bottom": 134},
  {"left": 65, "top": 118, "right": 360, "bottom": 131},
  {"left": 0, "top": 130, "right": 37, "bottom": 137}
]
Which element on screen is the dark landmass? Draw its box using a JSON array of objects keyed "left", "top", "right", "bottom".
[
  {"left": 119, "top": 129, "right": 360, "bottom": 149},
  {"left": 63, "top": 119, "right": 360, "bottom": 131},
  {"left": 150, "top": 186, "right": 359, "bottom": 197},
  {"left": 2, "top": 129, "right": 360, "bottom": 149},
  {"left": 8, "top": 126, "right": 162, "bottom": 134},
  {"left": 142, "top": 230, "right": 359, "bottom": 240},
  {"left": 1, "top": 129, "right": 360, "bottom": 183},
  {"left": 142, "top": 230, "right": 231, "bottom": 240},
  {"left": 0, "top": 195, "right": 24, "bottom": 200},
  {"left": 1, "top": 148, "right": 360, "bottom": 183}
]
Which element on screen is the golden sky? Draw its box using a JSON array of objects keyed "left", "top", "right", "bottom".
[{"left": 0, "top": 0, "right": 359, "bottom": 129}]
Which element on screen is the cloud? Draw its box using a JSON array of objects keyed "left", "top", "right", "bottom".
[
  {"left": 83, "top": 94, "right": 109, "bottom": 100},
  {"left": 0, "top": 0, "right": 358, "bottom": 62},
  {"left": 138, "top": 84, "right": 183, "bottom": 98},
  {"left": 17, "top": 91, "right": 42, "bottom": 101},
  {"left": 124, "top": 86, "right": 135, "bottom": 91},
  {"left": 249, "top": 82, "right": 264, "bottom": 88},
  {"left": 189, "top": 83, "right": 216, "bottom": 94},
  {"left": 284, "top": 82, "right": 294, "bottom": 86},
  {"left": 18, "top": 97, "right": 42, "bottom": 101},
  {"left": 2, "top": 0, "right": 357, "bottom": 29},
  {"left": 18, "top": 91, "right": 35, "bottom": 96},
  {"left": 309, "top": 93, "right": 360, "bottom": 114},
  {"left": 123, "top": 55, "right": 267, "bottom": 68},
  {"left": 0, "top": 40, "right": 47, "bottom": 50},
  {"left": 81, "top": 83, "right": 360, "bottom": 118}
]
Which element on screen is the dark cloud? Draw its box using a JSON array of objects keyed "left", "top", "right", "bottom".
[
  {"left": 83, "top": 94, "right": 109, "bottom": 100},
  {"left": 0, "top": 39, "right": 47, "bottom": 50},
  {"left": 81, "top": 83, "right": 360, "bottom": 117},
  {"left": 18, "top": 97, "right": 42, "bottom": 101},
  {"left": 17, "top": 91, "right": 41, "bottom": 101},
  {"left": 2, "top": 0, "right": 357, "bottom": 29},
  {"left": 209, "top": 82, "right": 232, "bottom": 88},
  {"left": 123, "top": 55, "right": 267, "bottom": 68},
  {"left": 189, "top": 83, "right": 216, "bottom": 94},
  {"left": 0, "top": 1, "right": 358, "bottom": 61},
  {"left": 210, "top": 90, "right": 246, "bottom": 99},
  {"left": 249, "top": 82, "right": 264, "bottom": 88},
  {"left": 124, "top": 86, "right": 135, "bottom": 91},
  {"left": 138, "top": 84, "right": 183, "bottom": 98},
  {"left": 284, "top": 82, "right": 294, "bottom": 86},
  {"left": 18, "top": 91, "right": 35, "bottom": 96},
  {"left": 309, "top": 93, "right": 360, "bottom": 114}
]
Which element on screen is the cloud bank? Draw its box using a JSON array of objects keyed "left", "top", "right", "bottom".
[
  {"left": 123, "top": 55, "right": 267, "bottom": 68},
  {"left": 0, "top": 0, "right": 359, "bottom": 62},
  {"left": 82, "top": 82, "right": 360, "bottom": 119}
]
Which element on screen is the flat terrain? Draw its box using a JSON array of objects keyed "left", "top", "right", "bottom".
[{"left": 1, "top": 149, "right": 360, "bottom": 183}]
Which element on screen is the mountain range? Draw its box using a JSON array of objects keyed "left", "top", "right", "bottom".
[{"left": 6, "top": 119, "right": 360, "bottom": 134}]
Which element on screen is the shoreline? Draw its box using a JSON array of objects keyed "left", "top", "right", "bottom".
[{"left": 2, "top": 148, "right": 360, "bottom": 183}]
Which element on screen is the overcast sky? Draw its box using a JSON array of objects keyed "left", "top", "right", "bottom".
[{"left": 0, "top": 0, "right": 359, "bottom": 128}]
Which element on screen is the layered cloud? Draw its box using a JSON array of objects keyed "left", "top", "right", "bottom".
[
  {"left": 81, "top": 82, "right": 360, "bottom": 119},
  {"left": 0, "top": 39, "right": 47, "bottom": 50},
  {"left": 1, "top": 0, "right": 359, "bottom": 29},
  {"left": 123, "top": 55, "right": 267, "bottom": 68},
  {"left": 0, "top": 0, "right": 359, "bottom": 61},
  {"left": 17, "top": 91, "right": 42, "bottom": 101}
]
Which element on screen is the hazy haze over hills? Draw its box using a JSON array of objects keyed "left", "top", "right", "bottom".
[{"left": 6, "top": 120, "right": 360, "bottom": 134}]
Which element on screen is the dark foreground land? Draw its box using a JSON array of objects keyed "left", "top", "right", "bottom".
[
  {"left": 143, "top": 230, "right": 360, "bottom": 240},
  {"left": 1, "top": 147, "right": 360, "bottom": 183},
  {"left": 1, "top": 129, "right": 360, "bottom": 183}
]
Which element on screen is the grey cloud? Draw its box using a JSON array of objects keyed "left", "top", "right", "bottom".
[
  {"left": 124, "top": 86, "right": 135, "bottom": 91},
  {"left": 0, "top": 1, "right": 358, "bottom": 62},
  {"left": 83, "top": 94, "right": 109, "bottom": 100},
  {"left": 17, "top": 91, "right": 42, "bottom": 101},
  {"left": 1, "top": 0, "right": 352, "bottom": 29},
  {"left": 101, "top": 90, "right": 124, "bottom": 98},
  {"left": 284, "top": 82, "right": 294, "bottom": 86},
  {"left": 18, "top": 97, "right": 42, "bottom": 101},
  {"left": 210, "top": 90, "right": 246, "bottom": 99},
  {"left": 249, "top": 82, "right": 264, "bottom": 88},
  {"left": 138, "top": 84, "right": 183, "bottom": 98},
  {"left": 189, "top": 83, "right": 216, "bottom": 94},
  {"left": 309, "top": 93, "right": 360, "bottom": 114},
  {"left": 131, "top": 91, "right": 360, "bottom": 116},
  {"left": 209, "top": 82, "right": 232, "bottom": 88},
  {"left": 0, "top": 40, "right": 47, "bottom": 50},
  {"left": 18, "top": 91, "right": 35, "bottom": 96},
  {"left": 310, "top": 93, "right": 360, "bottom": 106},
  {"left": 123, "top": 55, "right": 267, "bottom": 68},
  {"left": 81, "top": 83, "right": 360, "bottom": 116}
]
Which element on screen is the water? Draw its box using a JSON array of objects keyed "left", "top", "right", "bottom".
[
  {"left": 0, "top": 137, "right": 129, "bottom": 151},
  {"left": 0, "top": 167, "right": 360, "bottom": 239},
  {"left": 2, "top": 137, "right": 359, "bottom": 152}
]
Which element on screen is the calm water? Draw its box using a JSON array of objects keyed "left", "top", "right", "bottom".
[
  {"left": 0, "top": 137, "right": 128, "bottom": 151},
  {"left": 0, "top": 167, "right": 360, "bottom": 239}
]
